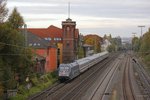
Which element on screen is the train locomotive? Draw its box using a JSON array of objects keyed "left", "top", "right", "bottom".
[{"left": 58, "top": 51, "right": 109, "bottom": 80}]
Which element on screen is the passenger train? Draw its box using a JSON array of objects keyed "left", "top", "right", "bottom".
[{"left": 58, "top": 51, "right": 109, "bottom": 80}]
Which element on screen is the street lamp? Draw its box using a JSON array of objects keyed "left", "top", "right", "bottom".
[{"left": 138, "top": 25, "right": 145, "bottom": 37}]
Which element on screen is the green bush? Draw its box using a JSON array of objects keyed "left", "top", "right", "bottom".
[
  {"left": 51, "top": 71, "right": 58, "bottom": 78},
  {"left": 31, "top": 77, "right": 38, "bottom": 86},
  {"left": 10, "top": 72, "right": 58, "bottom": 100},
  {"left": 144, "top": 54, "right": 150, "bottom": 66}
]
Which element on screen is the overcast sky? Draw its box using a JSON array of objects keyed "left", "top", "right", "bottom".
[{"left": 7, "top": 0, "right": 150, "bottom": 37}]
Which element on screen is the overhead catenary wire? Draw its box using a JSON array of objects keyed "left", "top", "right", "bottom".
[{"left": 0, "top": 42, "right": 26, "bottom": 48}]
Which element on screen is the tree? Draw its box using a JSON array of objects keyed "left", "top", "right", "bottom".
[
  {"left": 104, "top": 34, "right": 122, "bottom": 52},
  {"left": 0, "top": 0, "right": 8, "bottom": 23},
  {"left": 0, "top": 5, "right": 32, "bottom": 95},
  {"left": 109, "top": 34, "right": 112, "bottom": 39},
  {"left": 103, "top": 34, "right": 107, "bottom": 39},
  {"left": 0, "top": 23, "right": 33, "bottom": 92},
  {"left": 112, "top": 36, "right": 122, "bottom": 51},
  {"left": 84, "top": 34, "right": 102, "bottom": 53},
  {"left": 140, "top": 30, "right": 150, "bottom": 54},
  {"left": 138, "top": 28, "right": 150, "bottom": 66},
  {"left": 8, "top": 7, "right": 24, "bottom": 29},
  {"left": 107, "top": 43, "right": 116, "bottom": 52},
  {"left": 132, "top": 37, "right": 140, "bottom": 52}
]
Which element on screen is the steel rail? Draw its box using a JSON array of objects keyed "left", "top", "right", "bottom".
[
  {"left": 122, "top": 57, "right": 136, "bottom": 100},
  {"left": 60, "top": 54, "right": 117, "bottom": 100}
]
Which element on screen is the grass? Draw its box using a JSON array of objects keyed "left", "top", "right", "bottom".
[
  {"left": 10, "top": 71, "right": 58, "bottom": 100},
  {"left": 144, "top": 54, "right": 150, "bottom": 64}
]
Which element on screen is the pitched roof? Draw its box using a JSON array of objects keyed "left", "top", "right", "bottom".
[
  {"left": 27, "top": 31, "right": 49, "bottom": 48},
  {"left": 27, "top": 25, "right": 62, "bottom": 38},
  {"left": 27, "top": 25, "right": 79, "bottom": 39}
]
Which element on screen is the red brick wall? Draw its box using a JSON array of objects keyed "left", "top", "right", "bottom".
[
  {"left": 34, "top": 48, "right": 57, "bottom": 72},
  {"left": 35, "top": 49, "right": 47, "bottom": 57},
  {"left": 45, "top": 47, "right": 57, "bottom": 72},
  {"left": 62, "top": 21, "right": 76, "bottom": 63}
]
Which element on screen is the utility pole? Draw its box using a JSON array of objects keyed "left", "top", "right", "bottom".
[
  {"left": 132, "top": 32, "right": 136, "bottom": 38},
  {"left": 138, "top": 25, "right": 145, "bottom": 37},
  {"left": 24, "top": 24, "right": 27, "bottom": 47},
  {"left": 24, "top": 24, "right": 28, "bottom": 82}
]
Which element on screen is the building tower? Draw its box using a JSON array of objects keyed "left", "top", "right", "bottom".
[{"left": 62, "top": 18, "right": 77, "bottom": 63}]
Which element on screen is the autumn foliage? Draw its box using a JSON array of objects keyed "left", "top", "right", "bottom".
[{"left": 84, "top": 34, "right": 102, "bottom": 53}]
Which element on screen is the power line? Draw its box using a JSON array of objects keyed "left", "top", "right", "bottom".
[
  {"left": 0, "top": 54, "right": 32, "bottom": 56},
  {"left": 0, "top": 42, "right": 26, "bottom": 48}
]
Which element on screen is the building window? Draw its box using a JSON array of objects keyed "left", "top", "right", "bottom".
[
  {"left": 29, "top": 43, "right": 32, "bottom": 46},
  {"left": 54, "top": 38, "right": 58, "bottom": 41},
  {"left": 47, "top": 38, "right": 51, "bottom": 41},
  {"left": 37, "top": 43, "right": 40, "bottom": 46},
  {"left": 33, "top": 43, "right": 36, "bottom": 46},
  {"left": 67, "top": 27, "right": 70, "bottom": 31},
  {"left": 45, "top": 37, "right": 51, "bottom": 41},
  {"left": 53, "top": 38, "right": 62, "bottom": 41},
  {"left": 45, "top": 38, "right": 47, "bottom": 40}
]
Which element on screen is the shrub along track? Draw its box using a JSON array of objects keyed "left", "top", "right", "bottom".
[
  {"left": 28, "top": 81, "right": 66, "bottom": 100},
  {"left": 133, "top": 58, "right": 150, "bottom": 99}
]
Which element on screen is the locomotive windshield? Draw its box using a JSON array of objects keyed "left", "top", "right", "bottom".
[{"left": 59, "top": 64, "right": 70, "bottom": 76}]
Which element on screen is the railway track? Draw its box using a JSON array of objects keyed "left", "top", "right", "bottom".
[
  {"left": 28, "top": 82, "right": 66, "bottom": 100},
  {"left": 28, "top": 53, "right": 119, "bottom": 100},
  {"left": 122, "top": 56, "right": 136, "bottom": 100},
  {"left": 133, "top": 58, "right": 150, "bottom": 99},
  {"left": 47, "top": 53, "right": 120, "bottom": 100},
  {"left": 89, "top": 55, "right": 121, "bottom": 100}
]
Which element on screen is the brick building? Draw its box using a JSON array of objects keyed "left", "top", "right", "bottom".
[
  {"left": 62, "top": 18, "right": 79, "bottom": 63},
  {"left": 23, "top": 21, "right": 79, "bottom": 72}
]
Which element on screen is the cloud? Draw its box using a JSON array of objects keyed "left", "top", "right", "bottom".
[
  {"left": 7, "top": 0, "right": 150, "bottom": 37},
  {"left": 7, "top": 2, "right": 59, "bottom": 7}
]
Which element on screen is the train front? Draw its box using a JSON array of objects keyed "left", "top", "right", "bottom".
[{"left": 58, "top": 64, "right": 71, "bottom": 81}]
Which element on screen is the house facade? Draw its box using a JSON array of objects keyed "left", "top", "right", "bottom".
[
  {"left": 101, "top": 39, "right": 111, "bottom": 51},
  {"left": 23, "top": 22, "right": 79, "bottom": 72}
]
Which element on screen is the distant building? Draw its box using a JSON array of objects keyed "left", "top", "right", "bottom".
[
  {"left": 83, "top": 34, "right": 102, "bottom": 53},
  {"left": 27, "top": 31, "right": 47, "bottom": 73},
  {"left": 83, "top": 44, "right": 94, "bottom": 57},
  {"left": 101, "top": 39, "right": 111, "bottom": 51},
  {"left": 24, "top": 31, "right": 57, "bottom": 73}
]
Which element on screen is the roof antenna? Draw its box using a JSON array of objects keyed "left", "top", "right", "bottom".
[{"left": 68, "top": 2, "right": 70, "bottom": 19}]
